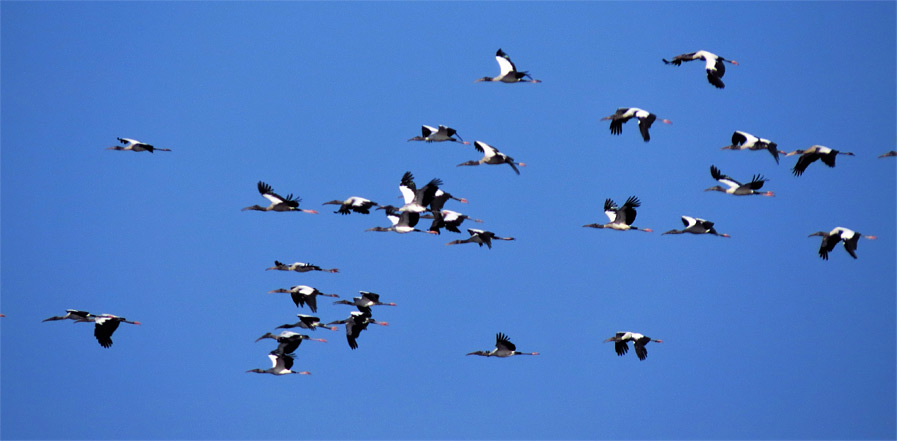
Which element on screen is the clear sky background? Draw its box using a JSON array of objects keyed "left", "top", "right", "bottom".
[{"left": 2, "top": 2, "right": 895, "bottom": 440}]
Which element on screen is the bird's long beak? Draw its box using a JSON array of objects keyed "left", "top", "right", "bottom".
[
  {"left": 865, "top": 235, "right": 878, "bottom": 240},
  {"left": 311, "top": 338, "right": 327, "bottom": 343}
]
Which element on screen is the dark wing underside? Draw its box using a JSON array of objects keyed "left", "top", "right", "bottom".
[{"left": 94, "top": 320, "right": 120, "bottom": 348}]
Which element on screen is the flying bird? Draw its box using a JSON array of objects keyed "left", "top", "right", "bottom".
[
  {"left": 423, "top": 209, "right": 483, "bottom": 234},
  {"left": 808, "top": 227, "right": 876, "bottom": 260},
  {"left": 475, "top": 48, "right": 541, "bottom": 83},
  {"left": 457, "top": 141, "right": 525, "bottom": 175},
  {"left": 43, "top": 310, "right": 140, "bottom": 347},
  {"left": 663, "top": 50, "right": 738, "bottom": 88},
  {"left": 600, "top": 107, "right": 671, "bottom": 142},
  {"left": 446, "top": 228, "right": 515, "bottom": 249},
  {"left": 603, "top": 332, "right": 662, "bottom": 361},
  {"left": 326, "top": 311, "right": 389, "bottom": 350},
  {"left": 408, "top": 125, "right": 469, "bottom": 144},
  {"left": 878, "top": 150, "right": 897, "bottom": 158},
  {"left": 705, "top": 165, "right": 774, "bottom": 196},
  {"left": 268, "top": 285, "right": 339, "bottom": 313},
  {"left": 583, "top": 196, "right": 652, "bottom": 232},
  {"left": 466, "top": 332, "right": 539, "bottom": 357},
  {"left": 333, "top": 291, "right": 397, "bottom": 311},
  {"left": 106, "top": 137, "right": 171, "bottom": 153},
  {"left": 398, "top": 171, "right": 443, "bottom": 213},
  {"left": 721, "top": 131, "right": 784, "bottom": 164},
  {"left": 242, "top": 181, "right": 318, "bottom": 213},
  {"left": 246, "top": 352, "right": 311, "bottom": 376},
  {"left": 275, "top": 314, "right": 339, "bottom": 331},
  {"left": 266, "top": 261, "right": 338, "bottom": 273},
  {"left": 784, "top": 145, "right": 854, "bottom": 176},
  {"left": 366, "top": 205, "right": 438, "bottom": 234},
  {"left": 322, "top": 197, "right": 379, "bottom": 215},
  {"left": 255, "top": 331, "right": 326, "bottom": 355},
  {"left": 662, "top": 216, "right": 730, "bottom": 237}
]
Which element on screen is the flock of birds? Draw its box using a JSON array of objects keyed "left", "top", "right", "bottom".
[{"left": 10, "top": 48, "right": 894, "bottom": 372}]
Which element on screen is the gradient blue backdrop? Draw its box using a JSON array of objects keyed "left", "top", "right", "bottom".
[{"left": 2, "top": 2, "right": 895, "bottom": 439}]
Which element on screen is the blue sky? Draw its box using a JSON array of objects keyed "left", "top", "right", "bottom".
[{"left": 1, "top": 2, "right": 895, "bottom": 439}]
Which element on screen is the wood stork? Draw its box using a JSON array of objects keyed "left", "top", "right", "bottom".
[
  {"left": 603, "top": 332, "right": 662, "bottom": 361},
  {"left": 398, "top": 171, "right": 443, "bottom": 213},
  {"left": 326, "top": 311, "right": 388, "bottom": 350},
  {"left": 42, "top": 309, "right": 96, "bottom": 323},
  {"left": 663, "top": 50, "right": 738, "bottom": 88},
  {"left": 808, "top": 227, "right": 877, "bottom": 260},
  {"left": 423, "top": 209, "right": 483, "bottom": 234},
  {"left": 446, "top": 228, "right": 515, "bottom": 249},
  {"left": 255, "top": 331, "right": 326, "bottom": 355},
  {"left": 475, "top": 49, "right": 541, "bottom": 83},
  {"left": 467, "top": 332, "right": 539, "bottom": 357},
  {"left": 457, "top": 141, "right": 525, "bottom": 175},
  {"left": 721, "top": 131, "right": 785, "bottom": 164},
  {"left": 583, "top": 196, "right": 652, "bottom": 232},
  {"left": 275, "top": 314, "right": 339, "bottom": 331},
  {"left": 268, "top": 285, "right": 339, "bottom": 313},
  {"left": 322, "top": 197, "right": 379, "bottom": 215},
  {"left": 366, "top": 205, "right": 438, "bottom": 234},
  {"left": 106, "top": 137, "right": 171, "bottom": 153},
  {"left": 242, "top": 181, "right": 318, "bottom": 213},
  {"left": 662, "top": 216, "right": 730, "bottom": 237},
  {"left": 784, "top": 145, "right": 854, "bottom": 176},
  {"left": 600, "top": 108, "right": 671, "bottom": 142},
  {"left": 92, "top": 314, "right": 141, "bottom": 348},
  {"left": 333, "top": 291, "right": 397, "bottom": 310},
  {"left": 430, "top": 189, "right": 468, "bottom": 213},
  {"left": 705, "top": 165, "right": 774, "bottom": 196},
  {"left": 879, "top": 151, "right": 897, "bottom": 158},
  {"left": 265, "top": 261, "right": 339, "bottom": 273},
  {"left": 246, "top": 352, "right": 311, "bottom": 376},
  {"left": 408, "top": 125, "right": 469, "bottom": 144}
]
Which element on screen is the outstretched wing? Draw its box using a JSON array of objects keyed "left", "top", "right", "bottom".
[{"left": 495, "top": 49, "right": 517, "bottom": 76}]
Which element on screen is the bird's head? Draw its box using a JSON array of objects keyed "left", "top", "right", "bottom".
[
  {"left": 255, "top": 333, "right": 276, "bottom": 342},
  {"left": 704, "top": 186, "right": 725, "bottom": 192}
]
